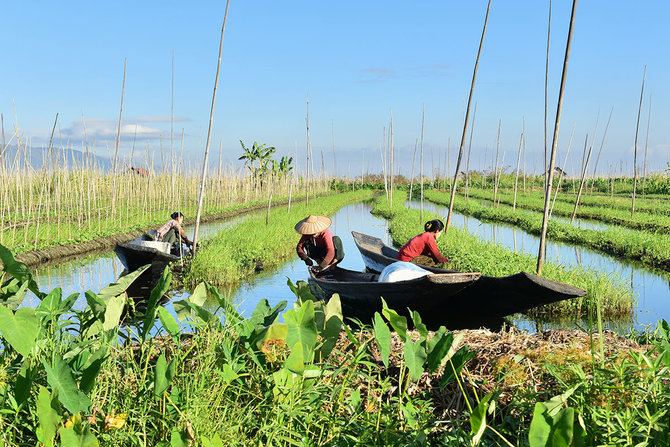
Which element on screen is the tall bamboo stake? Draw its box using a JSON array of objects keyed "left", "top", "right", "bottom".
[
  {"left": 492, "top": 119, "right": 502, "bottom": 206},
  {"left": 111, "top": 58, "right": 127, "bottom": 216},
  {"left": 571, "top": 134, "right": 591, "bottom": 223},
  {"left": 409, "top": 139, "right": 418, "bottom": 202},
  {"left": 390, "top": 110, "right": 394, "bottom": 206},
  {"left": 445, "top": 0, "right": 491, "bottom": 233},
  {"left": 543, "top": 0, "right": 552, "bottom": 196},
  {"left": 537, "top": 0, "right": 578, "bottom": 276},
  {"left": 192, "top": 0, "right": 231, "bottom": 253},
  {"left": 465, "top": 103, "right": 477, "bottom": 201},
  {"left": 512, "top": 123, "right": 524, "bottom": 210},
  {"left": 642, "top": 96, "right": 651, "bottom": 196},
  {"left": 420, "top": 105, "right": 425, "bottom": 223},
  {"left": 631, "top": 65, "right": 646, "bottom": 217},
  {"left": 549, "top": 124, "right": 575, "bottom": 219},
  {"left": 588, "top": 106, "right": 614, "bottom": 192}
]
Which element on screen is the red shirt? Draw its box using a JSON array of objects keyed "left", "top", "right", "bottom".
[
  {"left": 296, "top": 229, "right": 336, "bottom": 267},
  {"left": 396, "top": 232, "right": 449, "bottom": 264}
]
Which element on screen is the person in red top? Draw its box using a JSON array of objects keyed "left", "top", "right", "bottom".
[
  {"left": 295, "top": 215, "right": 344, "bottom": 272},
  {"left": 396, "top": 219, "right": 449, "bottom": 265}
]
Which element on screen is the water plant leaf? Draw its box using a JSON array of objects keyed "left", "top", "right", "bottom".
[
  {"left": 36, "top": 386, "right": 60, "bottom": 447},
  {"left": 551, "top": 408, "right": 575, "bottom": 447},
  {"left": 470, "top": 393, "right": 493, "bottom": 446},
  {"left": 35, "top": 287, "right": 63, "bottom": 318},
  {"left": 15, "top": 360, "right": 34, "bottom": 406},
  {"left": 103, "top": 293, "right": 125, "bottom": 331},
  {"left": 426, "top": 327, "right": 454, "bottom": 373},
  {"left": 284, "top": 300, "right": 317, "bottom": 363},
  {"left": 84, "top": 291, "right": 106, "bottom": 322},
  {"left": 157, "top": 307, "right": 180, "bottom": 338},
  {"left": 189, "top": 282, "right": 208, "bottom": 307},
  {"left": 42, "top": 354, "right": 91, "bottom": 414},
  {"left": 319, "top": 312, "right": 342, "bottom": 360},
  {"left": 381, "top": 300, "right": 407, "bottom": 342},
  {"left": 324, "top": 293, "right": 343, "bottom": 323},
  {"left": 218, "top": 364, "right": 239, "bottom": 384},
  {"left": 528, "top": 403, "right": 552, "bottom": 447},
  {"left": 97, "top": 265, "right": 149, "bottom": 300},
  {"left": 59, "top": 425, "right": 99, "bottom": 447},
  {"left": 79, "top": 352, "right": 107, "bottom": 394},
  {"left": 403, "top": 337, "right": 427, "bottom": 382},
  {"left": 286, "top": 278, "right": 317, "bottom": 303},
  {"left": 201, "top": 434, "right": 224, "bottom": 447},
  {"left": 0, "top": 278, "right": 29, "bottom": 310},
  {"left": 372, "top": 312, "right": 391, "bottom": 368},
  {"left": 141, "top": 267, "right": 172, "bottom": 341},
  {"left": 284, "top": 342, "right": 305, "bottom": 374},
  {"left": 154, "top": 354, "right": 177, "bottom": 400},
  {"left": 170, "top": 429, "right": 188, "bottom": 447},
  {"left": 0, "top": 244, "right": 44, "bottom": 298},
  {"left": 410, "top": 310, "right": 428, "bottom": 341},
  {"left": 0, "top": 305, "right": 39, "bottom": 357},
  {"left": 441, "top": 346, "right": 476, "bottom": 388}
]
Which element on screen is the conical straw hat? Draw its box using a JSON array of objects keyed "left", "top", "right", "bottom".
[{"left": 294, "top": 215, "right": 331, "bottom": 234}]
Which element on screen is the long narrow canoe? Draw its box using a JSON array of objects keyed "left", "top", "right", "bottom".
[
  {"left": 350, "top": 231, "right": 587, "bottom": 328},
  {"left": 308, "top": 267, "right": 481, "bottom": 329},
  {"left": 114, "top": 234, "right": 181, "bottom": 273}
]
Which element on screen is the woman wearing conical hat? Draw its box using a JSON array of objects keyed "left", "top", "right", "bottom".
[{"left": 295, "top": 215, "right": 345, "bottom": 272}]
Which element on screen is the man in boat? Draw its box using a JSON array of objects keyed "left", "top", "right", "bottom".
[
  {"left": 156, "top": 212, "right": 193, "bottom": 255},
  {"left": 396, "top": 219, "right": 450, "bottom": 266},
  {"left": 295, "top": 215, "right": 344, "bottom": 273}
]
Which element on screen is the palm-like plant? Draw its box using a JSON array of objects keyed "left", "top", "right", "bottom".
[{"left": 239, "top": 141, "right": 276, "bottom": 179}]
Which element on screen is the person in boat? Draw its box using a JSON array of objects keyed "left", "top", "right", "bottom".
[
  {"left": 295, "top": 215, "right": 344, "bottom": 272},
  {"left": 396, "top": 219, "right": 450, "bottom": 265},
  {"left": 156, "top": 212, "right": 193, "bottom": 254}
]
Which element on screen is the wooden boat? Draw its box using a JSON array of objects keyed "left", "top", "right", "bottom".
[
  {"left": 348, "top": 231, "right": 587, "bottom": 328},
  {"left": 113, "top": 231, "right": 182, "bottom": 272},
  {"left": 308, "top": 267, "right": 481, "bottom": 328}
]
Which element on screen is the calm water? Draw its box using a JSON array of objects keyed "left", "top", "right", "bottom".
[{"left": 410, "top": 199, "right": 670, "bottom": 332}]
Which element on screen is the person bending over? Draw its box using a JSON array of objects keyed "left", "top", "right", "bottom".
[
  {"left": 156, "top": 212, "right": 193, "bottom": 254},
  {"left": 295, "top": 214, "right": 344, "bottom": 272},
  {"left": 396, "top": 219, "right": 449, "bottom": 265}
]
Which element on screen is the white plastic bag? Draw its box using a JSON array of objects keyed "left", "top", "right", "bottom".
[{"left": 378, "top": 261, "right": 430, "bottom": 283}]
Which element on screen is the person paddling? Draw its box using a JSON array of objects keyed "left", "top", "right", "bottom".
[
  {"left": 156, "top": 212, "right": 193, "bottom": 254},
  {"left": 396, "top": 219, "right": 449, "bottom": 265},
  {"left": 295, "top": 215, "right": 344, "bottom": 272}
]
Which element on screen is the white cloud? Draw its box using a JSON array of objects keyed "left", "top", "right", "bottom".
[{"left": 59, "top": 118, "right": 164, "bottom": 142}]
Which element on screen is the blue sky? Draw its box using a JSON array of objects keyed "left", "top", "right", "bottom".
[{"left": 1, "top": 1, "right": 668, "bottom": 177}]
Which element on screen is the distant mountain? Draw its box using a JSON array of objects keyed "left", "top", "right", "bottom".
[{"left": 0, "top": 145, "right": 112, "bottom": 171}]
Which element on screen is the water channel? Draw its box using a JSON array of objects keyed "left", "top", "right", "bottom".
[
  {"left": 409, "top": 199, "right": 670, "bottom": 332},
  {"left": 24, "top": 199, "right": 670, "bottom": 334}
]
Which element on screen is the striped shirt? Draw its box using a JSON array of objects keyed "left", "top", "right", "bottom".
[{"left": 156, "top": 219, "right": 187, "bottom": 242}]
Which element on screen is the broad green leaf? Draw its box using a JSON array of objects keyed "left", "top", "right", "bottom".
[
  {"left": 426, "top": 328, "right": 454, "bottom": 373},
  {"left": 373, "top": 312, "right": 391, "bottom": 368},
  {"left": 84, "top": 291, "right": 106, "bottom": 322},
  {"left": 250, "top": 299, "right": 272, "bottom": 328},
  {"left": 324, "top": 293, "right": 343, "bottom": 323},
  {"left": 286, "top": 278, "right": 317, "bottom": 303},
  {"left": 381, "top": 305, "right": 407, "bottom": 342},
  {"left": 410, "top": 310, "right": 428, "bottom": 341},
  {"left": 0, "top": 278, "right": 28, "bottom": 310},
  {"left": 218, "top": 364, "right": 239, "bottom": 384},
  {"left": 207, "top": 283, "right": 243, "bottom": 326},
  {"left": 528, "top": 403, "right": 552, "bottom": 447},
  {"left": 0, "top": 306, "right": 39, "bottom": 357},
  {"left": 103, "top": 294, "right": 125, "bottom": 331},
  {"left": 284, "top": 300, "right": 317, "bottom": 363},
  {"left": 403, "top": 338, "right": 427, "bottom": 382},
  {"left": 59, "top": 425, "right": 99, "bottom": 447},
  {"left": 79, "top": 355, "right": 107, "bottom": 394},
  {"left": 36, "top": 386, "right": 59, "bottom": 447},
  {"left": 170, "top": 429, "right": 188, "bottom": 447},
  {"left": 43, "top": 354, "right": 91, "bottom": 414},
  {"left": 141, "top": 267, "right": 172, "bottom": 341},
  {"left": 97, "top": 265, "right": 149, "bottom": 300},
  {"left": 60, "top": 293, "right": 79, "bottom": 313},
  {"left": 0, "top": 244, "right": 43, "bottom": 298},
  {"left": 201, "top": 434, "right": 224, "bottom": 447},
  {"left": 172, "top": 299, "right": 191, "bottom": 322},
  {"left": 36, "top": 287, "right": 63, "bottom": 317},
  {"left": 189, "top": 282, "right": 208, "bottom": 307},
  {"left": 284, "top": 343, "right": 305, "bottom": 374},
  {"left": 544, "top": 384, "right": 581, "bottom": 417},
  {"left": 154, "top": 354, "right": 177, "bottom": 399},
  {"left": 551, "top": 408, "right": 575, "bottom": 447},
  {"left": 319, "top": 314, "right": 342, "bottom": 360},
  {"left": 441, "top": 346, "right": 476, "bottom": 388},
  {"left": 257, "top": 323, "right": 289, "bottom": 350},
  {"left": 14, "top": 360, "right": 34, "bottom": 406},
  {"left": 470, "top": 393, "right": 492, "bottom": 446},
  {"left": 157, "top": 307, "right": 180, "bottom": 338}
]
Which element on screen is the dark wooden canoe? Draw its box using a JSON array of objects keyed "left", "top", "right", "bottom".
[
  {"left": 114, "top": 237, "right": 181, "bottom": 273},
  {"left": 350, "top": 231, "right": 587, "bottom": 328},
  {"left": 308, "top": 267, "right": 481, "bottom": 328}
]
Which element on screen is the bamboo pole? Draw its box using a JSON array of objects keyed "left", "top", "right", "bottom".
[
  {"left": 570, "top": 134, "right": 592, "bottom": 223},
  {"left": 408, "top": 139, "right": 418, "bottom": 202},
  {"left": 111, "top": 58, "right": 127, "bottom": 216},
  {"left": 588, "top": 106, "right": 614, "bottom": 193},
  {"left": 512, "top": 123, "right": 524, "bottom": 210},
  {"left": 445, "top": 0, "right": 491, "bottom": 233},
  {"left": 543, "top": 0, "right": 552, "bottom": 196},
  {"left": 631, "top": 65, "right": 646, "bottom": 217},
  {"left": 390, "top": 110, "right": 394, "bottom": 206},
  {"left": 492, "top": 119, "right": 501, "bottom": 206},
  {"left": 642, "top": 96, "right": 651, "bottom": 196},
  {"left": 192, "top": 0, "right": 231, "bottom": 253},
  {"left": 549, "top": 124, "right": 575, "bottom": 219},
  {"left": 465, "top": 103, "right": 477, "bottom": 201},
  {"left": 420, "top": 105, "right": 425, "bottom": 223},
  {"left": 537, "top": 0, "right": 578, "bottom": 276}
]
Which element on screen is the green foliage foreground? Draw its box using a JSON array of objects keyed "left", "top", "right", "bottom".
[{"left": 1, "top": 244, "right": 670, "bottom": 445}]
